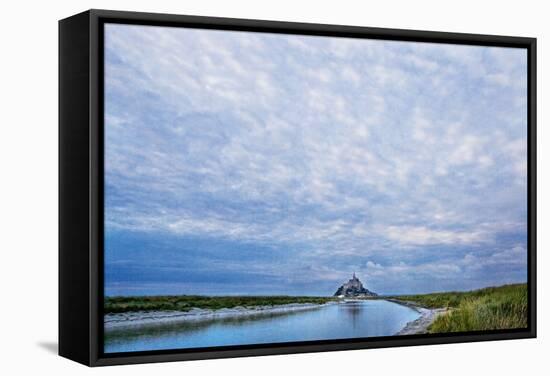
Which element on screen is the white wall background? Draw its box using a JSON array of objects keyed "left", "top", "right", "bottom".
[{"left": 0, "top": 0, "right": 546, "bottom": 374}]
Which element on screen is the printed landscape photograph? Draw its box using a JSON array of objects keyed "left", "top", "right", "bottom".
[{"left": 103, "top": 23, "right": 528, "bottom": 353}]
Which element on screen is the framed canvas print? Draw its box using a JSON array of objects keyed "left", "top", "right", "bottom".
[{"left": 59, "top": 9, "right": 536, "bottom": 366}]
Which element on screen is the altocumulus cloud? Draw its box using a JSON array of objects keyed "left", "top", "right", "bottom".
[{"left": 103, "top": 24, "right": 527, "bottom": 296}]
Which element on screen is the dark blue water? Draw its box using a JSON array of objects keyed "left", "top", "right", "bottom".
[{"left": 104, "top": 300, "right": 420, "bottom": 353}]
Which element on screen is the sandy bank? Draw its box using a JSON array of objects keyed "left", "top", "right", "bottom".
[{"left": 386, "top": 299, "right": 447, "bottom": 335}]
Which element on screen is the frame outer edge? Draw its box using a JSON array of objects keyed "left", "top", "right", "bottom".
[
  {"left": 89, "top": 9, "right": 101, "bottom": 366},
  {"left": 88, "top": 8, "right": 535, "bottom": 46},
  {"left": 59, "top": 10, "right": 93, "bottom": 366},
  {"left": 529, "top": 38, "right": 537, "bottom": 338},
  {"left": 79, "top": 8, "right": 537, "bottom": 366}
]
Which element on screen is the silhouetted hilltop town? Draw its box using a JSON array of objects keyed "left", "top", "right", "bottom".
[{"left": 334, "top": 273, "right": 378, "bottom": 297}]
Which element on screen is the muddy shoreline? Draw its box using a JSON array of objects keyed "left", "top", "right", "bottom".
[{"left": 386, "top": 298, "right": 447, "bottom": 335}]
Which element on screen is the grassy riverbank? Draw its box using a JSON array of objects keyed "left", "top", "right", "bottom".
[
  {"left": 104, "top": 295, "right": 335, "bottom": 314},
  {"left": 390, "top": 283, "right": 528, "bottom": 333}
]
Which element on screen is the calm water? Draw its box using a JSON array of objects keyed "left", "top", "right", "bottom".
[{"left": 104, "top": 300, "right": 420, "bottom": 353}]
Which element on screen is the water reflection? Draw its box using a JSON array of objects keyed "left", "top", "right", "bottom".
[
  {"left": 339, "top": 301, "right": 364, "bottom": 329},
  {"left": 105, "top": 300, "right": 421, "bottom": 353}
]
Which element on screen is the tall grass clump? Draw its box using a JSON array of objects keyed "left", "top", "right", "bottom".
[
  {"left": 391, "top": 284, "right": 528, "bottom": 333},
  {"left": 429, "top": 284, "right": 527, "bottom": 332}
]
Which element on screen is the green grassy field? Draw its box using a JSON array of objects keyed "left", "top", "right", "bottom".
[
  {"left": 390, "top": 283, "right": 528, "bottom": 333},
  {"left": 104, "top": 295, "right": 334, "bottom": 314}
]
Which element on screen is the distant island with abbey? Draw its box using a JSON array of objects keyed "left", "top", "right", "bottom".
[{"left": 333, "top": 273, "right": 378, "bottom": 298}]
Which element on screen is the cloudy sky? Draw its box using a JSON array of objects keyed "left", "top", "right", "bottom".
[{"left": 103, "top": 23, "right": 527, "bottom": 296}]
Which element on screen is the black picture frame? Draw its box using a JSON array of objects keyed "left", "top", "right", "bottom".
[{"left": 59, "top": 9, "right": 537, "bottom": 367}]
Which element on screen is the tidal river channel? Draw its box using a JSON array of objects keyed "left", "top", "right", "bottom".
[{"left": 104, "top": 299, "right": 421, "bottom": 353}]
